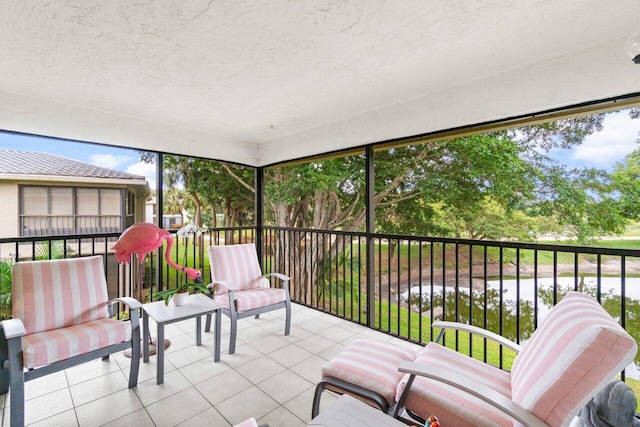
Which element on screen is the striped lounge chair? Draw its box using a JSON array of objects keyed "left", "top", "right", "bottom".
[
  {"left": 396, "top": 291, "right": 638, "bottom": 426},
  {"left": 314, "top": 292, "right": 637, "bottom": 427},
  {"left": 0, "top": 256, "right": 142, "bottom": 427},
  {"left": 204, "top": 244, "right": 291, "bottom": 354}
]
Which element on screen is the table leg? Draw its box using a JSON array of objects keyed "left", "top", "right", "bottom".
[
  {"left": 214, "top": 309, "right": 221, "bottom": 362},
  {"left": 142, "top": 310, "right": 149, "bottom": 363},
  {"left": 157, "top": 323, "right": 165, "bottom": 385},
  {"left": 196, "top": 316, "right": 202, "bottom": 346}
]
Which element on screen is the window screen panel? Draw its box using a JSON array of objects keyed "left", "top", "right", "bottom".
[
  {"left": 21, "top": 187, "right": 48, "bottom": 215},
  {"left": 100, "top": 189, "right": 121, "bottom": 215},
  {"left": 76, "top": 188, "right": 99, "bottom": 215},
  {"left": 50, "top": 187, "right": 73, "bottom": 215}
]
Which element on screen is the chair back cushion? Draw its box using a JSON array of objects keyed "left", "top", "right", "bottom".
[
  {"left": 12, "top": 256, "right": 110, "bottom": 335},
  {"left": 511, "top": 291, "right": 637, "bottom": 427},
  {"left": 208, "top": 244, "right": 264, "bottom": 292}
]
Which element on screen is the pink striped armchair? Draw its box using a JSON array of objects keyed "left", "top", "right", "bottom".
[
  {"left": 0, "top": 256, "right": 142, "bottom": 427},
  {"left": 204, "top": 244, "right": 291, "bottom": 354},
  {"left": 394, "top": 291, "right": 638, "bottom": 426}
]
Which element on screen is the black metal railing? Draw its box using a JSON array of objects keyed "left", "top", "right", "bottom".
[
  {"left": 1, "top": 227, "right": 638, "bottom": 379},
  {"left": 259, "top": 227, "right": 640, "bottom": 379}
]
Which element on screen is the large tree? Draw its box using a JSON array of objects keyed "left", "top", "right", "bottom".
[{"left": 149, "top": 112, "right": 634, "bottom": 302}]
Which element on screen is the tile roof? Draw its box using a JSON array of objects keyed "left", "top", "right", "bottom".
[{"left": 0, "top": 150, "right": 146, "bottom": 180}]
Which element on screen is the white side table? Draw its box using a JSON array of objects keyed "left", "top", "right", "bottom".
[
  {"left": 142, "top": 293, "right": 222, "bottom": 384},
  {"left": 308, "top": 395, "right": 407, "bottom": 427}
]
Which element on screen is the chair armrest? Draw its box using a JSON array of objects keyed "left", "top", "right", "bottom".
[
  {"left": 109, "top": 297, "right": 142, "bottom": 311},
  {"left": 262, "top": 273, "right": 290, "bottom": 282},
  {"left": 0, "top": 318, "right": 26, "bottom": 339},
  {"left": 398, "top": 361, "right": 548, "bottom": 427},
  {"left": 208, "top": 280, "right": 238, "bottom": 293},
  {"left": 432, "top": 320, "right": 522, "bottom": 353}
]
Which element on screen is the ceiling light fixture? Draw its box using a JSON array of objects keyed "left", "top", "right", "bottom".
[{"left": 625, "top": 28, "right": 640, "bottom": 64}]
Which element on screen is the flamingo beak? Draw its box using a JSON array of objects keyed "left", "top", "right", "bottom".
[{"left": 194, "top": 275, "right": 204, "bottom": 284}]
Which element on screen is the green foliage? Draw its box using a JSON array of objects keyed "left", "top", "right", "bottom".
[
  {"left": 34, "top": 240, "right": 77, "bottom": 260},
  {"left": 0, "top": 260, "right": 12, "bottom": 315},
  {"left": 612, "top": 149, "right": 640, "bottom": 221},
  {"left": 154, "top": 283, "right": 210, "bottom": 306}
]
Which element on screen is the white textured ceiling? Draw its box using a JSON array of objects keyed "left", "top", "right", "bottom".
[{"left": 1, "top": 1, "right": 640, "bottom": 166}]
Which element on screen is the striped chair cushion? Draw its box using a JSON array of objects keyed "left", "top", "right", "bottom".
[
  {"left": 21, "top": 318, "right": 129, "bottom": 369},
  {"left": 511, "top": 291, "right": 638, "bottom": 427},
  {"left": 12, "top": 256, "right": 110, "bottom": 334},
  {"left": 321, "top": 339, "right": 417, "bottom": 406},
  {"left": 213, "top": 288, "right": 286, "bottom": 312},
  {"left": 208, "top": 244, "right": 265, "bottom": 292},
  {"left": 398, "top": 343, "right": 514, "bottom": 427}
]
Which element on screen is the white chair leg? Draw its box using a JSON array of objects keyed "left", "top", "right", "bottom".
[
  {"left": 229, "top": 309, "right": 238, "bottom": 354},
  {"left": 285, "top": 300, "right": 291, "bottom": 335}
]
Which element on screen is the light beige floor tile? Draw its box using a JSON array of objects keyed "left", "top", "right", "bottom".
[
  {"left": 235, "top": 355, "right": 286, "bottom": 384},
  {"left": 75, "top": 388, "right": 143, "bottom": 426},
  {"left": 26, "top": 408, "right": 78, "bottom": 427},
  {"left": 289, "top": 355, "right": 328, "bottom": 384},
  {"left": 297, "top": 318, "right": 334, "bottom": 334},
  {"left": 165, "top": 342, "right": 213, "bottom": 369},
  {"left": 137, "top": 354, "right": 178, "bottom": 384},
  {"left": 176, "top": 406, "right": 231, "bottom": 427},
  {"left": 24, "top": 371, "right": 68, "bottom": 401},
  {"left": 179, "top": 358, "right": 232, "bottom": 385},
  {"left": 258, "top": 406, "right": 306, "bottom": 427},
  {"left": 294, "top": 334, "right": 335, "bottom": 354},
  {"left": 21, "top": 388, "right": 74, "bottom": 426},
  {"left": 195, "top": 369, "right": 252, "bottom": 406},
  {"left": 281, "top": 325, "right": 314, "bottom": 343},
  {"left": 284, "top": 386, "right": 338, "bottom": 423},
  {"left": 268, "top": 343, "right": 313, "bottom": 368},
  {"left": 64, "top": 358, "right": 121, "bottom": 386},
  {"left": 215, "top": 386, "right": 279, "bottom": 426},
  {"left": 256, "top": 369, "right": 314, "bottom": 404},
  {"left": 233, "top": 325, "right": 273, "bottom": 343},
  {"left": 316, "top": 343, "right": 347, "bottom": 361},
  {"left": 249, "top": 334, "right": 290, "bottom": 354},
  {"left": 220, "top": 344, "right": 263, "bottom": 368},
  {"left": 146, "top": 387, "right": 212, "bottom": 427},
  {"left": 135, "top": 370, "right": 192, "bottom": 406},
  {"left": 316, "top": 325, "right": 357, "bottom": 343},
  {"left": 69, "top": 370, "right": 128, "bottom": 406},
  {"left": 101, "top": 408, "right": 155, "bottom": 427}
]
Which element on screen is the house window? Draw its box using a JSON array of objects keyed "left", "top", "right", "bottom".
[{"left": 20, "top": 186, "right": 124, "bottom": 237}]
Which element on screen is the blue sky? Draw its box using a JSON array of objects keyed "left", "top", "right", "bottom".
[
  {"left": 1, "top": 109, "right": 639, "bottom": 187},
  {"left": 0, "top": 132, "right": 157, "bottom": 188},
  {"left": 546, "top": 110, "right": 640, "bottom": 171}
]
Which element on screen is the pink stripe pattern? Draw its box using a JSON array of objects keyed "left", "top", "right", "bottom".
[
  {"left": 11, "top": 256, "right": 131, "bottom": 368},
  {"left": 22, "top": 318, "right": 129, "bottom": 369},
  {"left": 399, "top": 343, "right": 514, "bottom": 426},
  {"left": 511, "top": 291, "right": 637, "bottom": 426},
  {"left": 321, "top": 339, "right": 416, "bottom": 406},
  {"left": 213, "top": 288, "right": 286, "bottom": 312},
  {"left": 399, "top": 292, "right": 637, "bottom": 426},
  {"left": 13, "top": 256, "right": 110, "bottom": 334},
  {"left": 209, "top": 244, "right": 265, "bottom": 293}
]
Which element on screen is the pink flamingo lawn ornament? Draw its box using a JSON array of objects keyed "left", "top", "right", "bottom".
[
  {"left": 113, "top": 223, "right": 205, "bottom": 355},
  {"left": 113, "top": 222, "right": 203, "bottom": 288}
]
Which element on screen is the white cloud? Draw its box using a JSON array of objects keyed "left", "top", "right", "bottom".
[
  {"left": 126, "top": 162, "right": 157, "bottom": 189},
  {"left": 571, "top": 111, "right": 640, "bottom": 169},
  {"left": 89, "top": 153, "right": 132, "bottom": 169}
]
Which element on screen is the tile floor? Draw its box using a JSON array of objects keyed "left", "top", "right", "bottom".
[{"left": 0, "top": 303, "right": 423, "bottom": 426}]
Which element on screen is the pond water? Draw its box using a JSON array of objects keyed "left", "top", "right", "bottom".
[{"left": 402, "top": 276, "right": 640, "bottom": 378}]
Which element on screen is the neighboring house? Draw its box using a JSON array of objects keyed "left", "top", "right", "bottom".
[
  {"left": 0, "top": 150, "right": 150, "bottom": 239},
  {"left": 145, "top": 196, "right": 185, "bottom": 229}
]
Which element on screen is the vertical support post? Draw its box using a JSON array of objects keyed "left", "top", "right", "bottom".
[
  {"left": 155, "top": 152, "right": 164, "bottom": 294},
  {"left": 255, "top": 166, "right": 264, "bottom": 268},
  {"left": 365, "top": 146, "right": 376, "bottom": 327}
]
